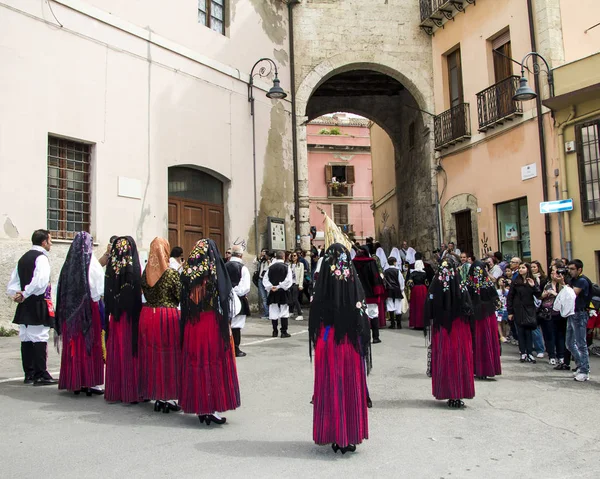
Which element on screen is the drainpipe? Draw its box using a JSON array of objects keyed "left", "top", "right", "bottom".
[
  {"left": 526, "top": 0, "right": 553, "bottom": 271},
  {"left": 557, "top": 107, "right": 600, "bottom": 260},
  {"left": 288, "top": 0, "right": 301, "bottom": 248}
]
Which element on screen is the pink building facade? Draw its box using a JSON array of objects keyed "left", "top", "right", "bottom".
[{"left": 307, "top": 115, "right": 375, "bottom": 247}]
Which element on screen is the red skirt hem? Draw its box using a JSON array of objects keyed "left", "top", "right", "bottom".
[
  {"left": 105, "top": 313, "right": 141, "bottom": 403},
  {"left": 409, "top": 285, "right": 427, "bottom": 329},
  {"left": 431, "top": 318, "right": 475, "bottom": 400},
  {"left": 179, "top": 311, "right": 240, "bottom": 415},
  {"left": 473, "top": 313, "right": 502, "bottom": 377},
  {"left": 138, "top": 306, "right": 181, "bottom": 401},
  {"left": 58, "top": 301, "right": 104, "bottom": 391},
  {"left": 313, "top": 326, "right": 369, "bottom": 447}
]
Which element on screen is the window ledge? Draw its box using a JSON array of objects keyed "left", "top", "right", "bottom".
[{"left": 52, "top": 239, "right": 99, "bottom": 246}]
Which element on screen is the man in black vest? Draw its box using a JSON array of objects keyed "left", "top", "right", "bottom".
[
  {"left": 384, "top": 256, "right": 405, "bottom": 329},
  {"left": 225, "top": 245, "right": 251, "bottom": 357},
  {"left": 262, "top": 250, "right": 293, "bottom": 338},
  {"left": 7, "top": 229, "right": 57, "bottom": 385}
]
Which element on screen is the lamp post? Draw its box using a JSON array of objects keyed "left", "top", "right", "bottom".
[
  {"left": 248, "top": 58, "right": 287, "bottom": 256},
  {"left": 512, "top": 51, "right": 554, "bottom": 270},
  {"left": 513, "top": 52, "right": 554, "bottom": 102}
]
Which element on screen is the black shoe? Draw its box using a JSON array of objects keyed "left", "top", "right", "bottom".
[
  {"left": 23, "top": 376, "right": 34, "bottom": 385},
  {"left": 165, "top": 401, "right": 181, "bottom": 412},
  {"left": 280, "top": 332, "right": 291, "bottom": 338},
  {"left": 331, "top": 443, "right": 340, "bottom": 453},
  {"left": 272, "top": 330, "right": 278, "bottom": 338},
  {"left": 346, "top": 444, "right": 356, "bottom": 453},
  {"left": 202, "top": 414, "right": 226, "bottom": 425},
  {"left": 154, "top": 401, "right": 165, "bottom": 412},
  {"left": 235, "top": 349, "right": 247, "bottom": 357},
  {"left": 33, "top": 377, "right": 58, "bottom": 386},
  {"left": 367, "top": 397, "right": 373, "bottom": 408},
  {"left": 372, "top": 338, "right": 382, "bottom": 344},
  {"left": 389, "top": 322, "right": 396, "bottom": 329},
  {"left": 87, "top": 387, "right": 104, "bottom": 396}
]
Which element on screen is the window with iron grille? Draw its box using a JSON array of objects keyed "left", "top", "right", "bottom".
[
  {"left": 576, "top": 120, "right": 600, "bottom": 222},
  {"left": 198, "top": 0, "right": 225, "bottom": 35},
  {"left": 47, "top": 136, "right": 91, "bottom": 239}
]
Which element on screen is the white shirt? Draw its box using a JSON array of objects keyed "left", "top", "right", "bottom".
[
  {"left": 262, "top": 259, "right": 293, "bottom": 292},
  {"left": 230, "top": 256, "right": 251, "bottom": 297},
  {"left": 553, "top": 286, "right": 576, "bottom": 318},
  {"left": 169, "top": 257, "right": 183, "bottom": 273},
  {"left": 88, "top": 256, "right": 105, "bottom": 302},
  {"left": 7, "top": 246, "right": 51, "bottom": 299}
]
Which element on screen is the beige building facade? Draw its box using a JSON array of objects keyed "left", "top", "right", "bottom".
[
  {"left": 0, "top": 0, "right": 294, "bottom": 327},
  {"left": 417, "top": 0, "right": 600, "bottom": 276}
]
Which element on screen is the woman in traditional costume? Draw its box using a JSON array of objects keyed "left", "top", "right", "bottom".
[
  {"left": 139, "top": 237, "right": 182, "bottom": 412},
  {"left": 55, "top": 232, "right": 105, "bottom": 396},
  {"left": 179, "top": 239, "right": 240, "bottom": 425},
  {"left": 310, "top": 243, "right": 370, "bottom": 454},
  {"left": 104, "top": 236, "right": 143, "bottom": 403},
  {"left": 425, "top": 260, "right": 475, "bottom": 408},
  {"left": 407, "top": 260, "right": 428, "bottom": 329},
  {"left": 467, "top": 261, "right": 502, "bottom": 379}
]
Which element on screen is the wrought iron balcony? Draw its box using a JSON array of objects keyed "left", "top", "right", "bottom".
[
  {"left": 327, "top": 183, "right": 353, "bottom": 198},
  {"left": 476, "top": 76, "right": 523, "bottom": 132},
  {"left": 434, "top": 103, "right": 471, "bottom": 150},
  {"left": 419, "top": 0, "right": 476, "bottom": 35}
]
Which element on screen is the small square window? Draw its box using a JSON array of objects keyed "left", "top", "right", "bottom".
[{"left": 198, "top": 0, "right": 226, "bottom": 35}]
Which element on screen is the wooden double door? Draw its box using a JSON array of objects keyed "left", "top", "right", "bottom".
[
  {"left": 455, "top": 210, "right": 473, "bottom": 256},
  {"left": 168, "top": 197, "right": 225, "bottom": 257}
]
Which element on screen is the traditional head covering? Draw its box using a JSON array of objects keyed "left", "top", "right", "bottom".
[
  {"left": 424, "top": 260, "right": 473, "bottom": 334},
  {"left": 309, "top": 243, "right": 371, "bottom": 371},
  {"left": 413, "top": 260, "right": 426, "bottom": 273},
  {"left": 467, "top": 261, "right": 499, "bottom": 321},
  {"left": 405, "top": 247, "right": 416, "bottom": 264},
  {"left": 375, "top": 247, "right": 389, "bottom": 271},
  {"left": 104, "top": 236, "right": 142, "bottom": 352},
  {"left": 145, "top": 237, "right": 170, "bottom": 287},
  {"left": 55, "top": 232, "right": 94, "bottom": 352},
  {"left": 180, "top": 238, "right": 233, "bottom": 349},
  {"left": 352, "top": 246, "right": 383, "bottom": 299},
  {"left": 390, "top": 247, "right": 402, "bottom": 266}
]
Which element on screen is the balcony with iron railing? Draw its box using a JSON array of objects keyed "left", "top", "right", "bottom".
[
  {"left": 476, "top": 75, "right": 523, "bottom": 132},
  {"left": 419, "top": 0, "right": 476, "bottom": 35},
  {"left": 434, "top": 103, "right": 471, "bottom": 150}
]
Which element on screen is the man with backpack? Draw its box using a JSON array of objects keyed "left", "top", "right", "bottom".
[{"left": 566, "top": 259, "right": 593, "bottom": 381}]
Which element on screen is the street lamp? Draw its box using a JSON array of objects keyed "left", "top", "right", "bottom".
[
  {"left": 513, "top": 52, "right": 554, "bottom": 102},
  {"left": 248, "top": 58, "right": 287, "bottom": 255}
]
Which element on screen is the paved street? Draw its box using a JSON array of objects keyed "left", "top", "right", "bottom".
[{"left": 1, "top": 319, "right": 599, "bottom": 478}]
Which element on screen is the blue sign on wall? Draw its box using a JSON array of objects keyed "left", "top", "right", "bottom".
[{"left": 539, "top": 199, "right": 573, "bottom": 214}]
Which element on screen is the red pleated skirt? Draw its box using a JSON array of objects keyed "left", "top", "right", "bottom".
[
  {"left": 58, "top": 301, "right": 104, "bottom": 392},
  {"left": 138, "top": 306, "right": 181, "bottom": 401},
  {"left": 105, "top": 313, "right": 141, "bottom": 403},
  {"left": 313, "top": 326, "right": 369, "bottom": 447},
  {"left": 473, "top": 313, "right": 502, "bottom": 378},
  {"left": 179, "top": 311, "right": 240, "bottom": 415},
  {"left": 409, "top": 285, "right": 427, "bottom": 329},
  {"left": 431, "top": 318, "right": 475, "bottom": 400}
]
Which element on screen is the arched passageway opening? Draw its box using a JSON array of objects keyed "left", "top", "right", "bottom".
[{"left": 298, "top": 66, "right": 438, "bottom": 256}]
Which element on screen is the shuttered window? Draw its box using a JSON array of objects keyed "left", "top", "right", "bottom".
[
  {"left": 333, "top": 204, "right": 349, "bottom": 225},
  {"left": 325, "top": 164, "right": 355, "bottom": 184},
  {"left": 576, "top": 120, "right": 600, "bottom": 222}
]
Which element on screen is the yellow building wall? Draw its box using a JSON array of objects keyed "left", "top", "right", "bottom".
[{"left": 370, "top": 123, "right": 399, "bottom": 246}]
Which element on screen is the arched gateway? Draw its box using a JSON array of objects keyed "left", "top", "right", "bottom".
[{"left": 294, "top": 51, "right": 439, "bottom": 255}]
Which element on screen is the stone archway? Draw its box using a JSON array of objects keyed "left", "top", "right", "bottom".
[{"left": 295, "top": 55, "right": 437, "bottom": 255}]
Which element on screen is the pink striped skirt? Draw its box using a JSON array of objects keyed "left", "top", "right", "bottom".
[
  {"left": 431, "top": 318, "right": 475, "bottom": 400},
  {"left": 138, "top": 306, "right": 181, "bottom": 401},
  {"left": 473, "top": 313, "right": 502, "bottom": 378},
  {"left": 179, "top": 311, "right": 240, "bottom": 415},
  {"left": 409, "top": 285, "right": 427, "bottom": 329},
  {"left": 58, "top": 301, "right": 104, "bottom": 392},
  {"left": 105, "top": 313, "right": 141, "bottom": 403},
  {"left": 313, "top": 326, "right": 369, "bottom": 447}
]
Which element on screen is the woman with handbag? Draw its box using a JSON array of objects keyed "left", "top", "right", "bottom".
[{"left": 507, "top": 263, "right": 542, "bottom": 363}]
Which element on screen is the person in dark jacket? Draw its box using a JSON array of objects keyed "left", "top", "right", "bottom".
[
  {"left": 353, "top": 246, "right": 385, "bottom": 344},
  {"left": 507, "top": 263, "right": 542, "bottom": 363},
  {"left": 383, "top": 256, "right": 404, "bottom": 329}
]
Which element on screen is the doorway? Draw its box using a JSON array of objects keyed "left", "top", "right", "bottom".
[
  {"left": 168, "top": 167, "right": 225, "bottom": 255},
  {"left": 454, "top": 210, "right": 473, "bottom": 255}
]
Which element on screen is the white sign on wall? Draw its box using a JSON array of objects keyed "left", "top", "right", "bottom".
[
  {"left": 118, "top": 176, "right": 142, "bottom": 199},
  {"left": 521, "top": 163, "right": 537, "bottom": 181}
]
